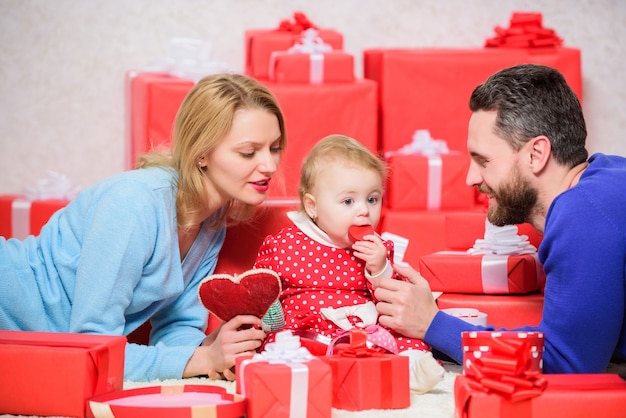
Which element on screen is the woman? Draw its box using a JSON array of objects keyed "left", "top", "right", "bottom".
[{"left": 0, "top": 73, "right": 287, "bottom": 381}]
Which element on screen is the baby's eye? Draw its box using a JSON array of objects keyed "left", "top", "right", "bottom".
[
  {"left": 342, "top": 198, "right": 354, "bottom": 206},
  {"left": 367, "top": 196, "right": 379, "bottom": 204}
]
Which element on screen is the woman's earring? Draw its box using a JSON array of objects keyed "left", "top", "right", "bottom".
[{"left": 197, "top": 161, "right": 203, "bottom": 171}]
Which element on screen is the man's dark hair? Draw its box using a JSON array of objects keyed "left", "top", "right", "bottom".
[{"left": 470, "top": 64, "right": 588, "bottom": 167}]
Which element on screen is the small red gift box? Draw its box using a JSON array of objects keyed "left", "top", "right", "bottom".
[
  {"left": 246, "top": 29, "right": 343, "bottom": 80},
  {"left": 455, "top": 373, "right": 626, "bottom": 418},
  {"left": 321, "top": 330, "right": 410, "bottom": 411},
  {"left": 0, "top": 194, "right": 69, "bottom": 239},
  {"left": 0, "top": 330, "right": 126, "bottom": 418},
  {"left": 269, "top": 51, "right": 355, "bottom": 84},
  {"left": 437, "top": 293, "right": 544, "bottom": 328},
  {"left": 235, "top": 331, "right": 332, "bottom": 418},
  {"left": 420, "top": 251, "right": 544, "bottom": 294},
  {"left": 385, "top": 152, "right": 475, "bottom": 210}
]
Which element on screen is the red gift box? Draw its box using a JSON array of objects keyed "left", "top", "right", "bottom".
[
  {"left": 126, "top": 73, "right": 377, "bottom": 200},
  {"left": 320, "top": 330, "right": 410, "bottom": 411},
  {"left": 380, "top": 209, "right": 484, "bottom": 266},
  {"left": 235, "top": 354, "right": 332, "bottom": 417},
  {"left": 455, "top": 373, "right": 626, "bottom": 418},
  {"left": 445, "top": 211, "right": 544, "bottom": 250},
  {"left": 0, "top": 330, "right": 126, "bottom": 418},
  {"left": 385, "top": 152, "right": 475, "bottom": 210},
  {"left": 87, "top": 385, "right": 245, "bottom": 418},
  {"left": 420, "top": 251, "right": 545, "bottom": 294},
  {"left": 269, "top": 51, "right": 355, "bottom": 84},
  {"left": 0, "top": 194, "right": 69, "bottom": 239},
  {"left": 246, "top": 29, "right": 343, "bottom": 80},
  {"left": 126, "top": 71, "right": 194, "bottom": 170},
  {"left": 364, "top": 47, "right": 582, "bottom": 153},
  {"left": 437, "top": 293, "right": 544, "bottom": 328}
]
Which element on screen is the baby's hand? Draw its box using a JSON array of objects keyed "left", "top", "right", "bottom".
[{"left": 351, "top": 227, "right": 387, "bottom": 277}]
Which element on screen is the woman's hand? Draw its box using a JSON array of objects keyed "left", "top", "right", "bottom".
[{"left": 183, "top": 315, "right": 266, "bottom": 380}]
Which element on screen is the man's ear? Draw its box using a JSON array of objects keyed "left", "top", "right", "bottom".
[
  {"left": 302, "top": 193, "right": 317, "bottom": 220},
  {"left": 528, "top": 136, "right": 551, "bottom": 174}
]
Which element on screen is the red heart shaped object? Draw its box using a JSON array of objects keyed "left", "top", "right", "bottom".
[
  {"left": 198, "top": 268, "right": 282, "bottom": 322},
  {"left": 348, "top": 224, "right": 375, "bottom": 243}
]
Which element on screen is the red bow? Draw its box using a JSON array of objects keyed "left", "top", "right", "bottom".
[
  {"left": 277, "top": 12, "right": 318, "bottom": 33},
  {"left": 485, "top": 12, "right": 563, "bottom": 48},
  {"left": 335, "top": 329, "right": 386, "bottom": 358},
  {"left": 465, "top": 336, "right": 548, "bottom": 402}
]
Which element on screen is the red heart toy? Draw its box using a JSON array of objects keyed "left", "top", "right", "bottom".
[
  {"left": 348, "top": 224, "right": 375, "bottom": 243},
  {"left": 198, "top": 268, "right": 281, "bottom": 322}
]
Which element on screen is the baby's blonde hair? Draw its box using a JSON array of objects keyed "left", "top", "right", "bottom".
[{"left": 298, "top": 134, "right": 387, "bottom": 206}]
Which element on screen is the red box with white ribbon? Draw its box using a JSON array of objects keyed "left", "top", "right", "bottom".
[
  {"left": 420, "top": 251, "right": 545, "bottom": 294},
  {"left": 269, "top": 50, "right": 355, "bottom": 84},
  {"left": 0, "top": 195, "right": 69, "bottom": 239}
]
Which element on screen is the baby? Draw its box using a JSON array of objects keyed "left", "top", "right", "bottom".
[{"left": 256, "top": 134, "right": 444, "bottom": 393}]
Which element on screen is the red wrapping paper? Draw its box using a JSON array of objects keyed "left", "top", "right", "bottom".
[
  {"left": 126, "top": 72, "right": 377, "bottom": 200},
  {"left": 0, "top": 194, "right": 69, "bottom": 239},
  {"left": 126, "top": 71, "right": 193, "bottom": 170},
  {"left": 320, "top": 330, "right": 410, "bottom": 411},
  {"left": 385, "top": 153, "right": 475, "bottom": 210},
  {"left": 269, "top": 51, "right": 355, "bottom": 84},
  {"left": 419, "top": 251, "right": 545, "bottom": 294},
  {"left": 235, "top": 355, "right": 332, "bottom": 418},
  {"left": 455, "top": 373, "right": 626, "bottom": 418},
  {"left": 436, "top": 293, "right": 544, "bottom": 328},
  {"left": 0, "top": 330, "right": 126, "bottom": 417},
  {"left": 363, "top": 47, "right": 582, "bottom": 153},
  {"left": 246, "top": 28, "right": 343, "bottom": 80}
]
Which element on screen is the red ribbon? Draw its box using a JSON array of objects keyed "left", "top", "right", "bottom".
[
  {"left": 485, "top": 12, "right": 563, "bottom": 48},
  {"left": 277, "top": 12, "right": 318, "bottom": 33},
  {"left": 335, "top": 329, "right": 386, "bottom": 358},
  {"left": 465, "top": 336, "right": 548, "bottom": 402}
]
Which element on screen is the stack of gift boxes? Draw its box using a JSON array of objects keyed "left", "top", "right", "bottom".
[{"left": 6, "top": 11, "right": 625, "bottom": 418}]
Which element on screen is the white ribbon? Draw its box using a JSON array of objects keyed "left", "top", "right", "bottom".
[
  {"left": 480, "top": 254, "right": 510, "bottom": 293},
  {"left": 11, "top": 199, "right": 31, "bottom": 240},
  {"left": 239, "top": 331, "right": 312, "bottom": 417},
  {"left": 427, "top": 156, "right": 443, "bottom": 210},
  {"left": 24, "top": 171, "right": 80, "bottom": 201},
  {"left": 320, "top": 301, "right": 378, "bottom": 330},
  {"left": 468, "top": 219, "right": 537, "bottom": 255}
]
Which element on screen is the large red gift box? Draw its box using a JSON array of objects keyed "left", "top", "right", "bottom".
[
  {"left": 445, "top": 211, "right": 543, "bottom": 250},
  {"left": 320, "top": 330, "right": 410, "bottom": 411},
  {"left": 385, "top": 152, "right": 475, "bottom": 210},
  {"left": 246, "top": 28, "right": 343, "bottom": 80},
  {"left": 126, "top": 71, "right": 193, "bottom": 170},
  {"left": 0, "top": 194, "right": 69, "bottom": 239},
  {"left": 380, "top": 208, "right": 485, "bottom": 265},
  {"left": 235, "top": 347, "right": 332, "bottom": 418},
  {"left": 419, "top": 251, "right": 545, "bottom": 294},
  {"left": 462, "top": 331, "right": 544, "bottom": 375},
  {"left": 0, "top": 330, "right": 126, "bottom": 418},
  {"left": 455, "top": 373, "right": 626, "bottom": 418},
  {"left": 437, "top": 293, "right": 544, "bottom": 328},
  {"left": 269, "top": 50, "right": 355, "bottom": 84},
  {"left": 127, "top": 73, "right": 377, "bottom": 199},
  {"left": 363, "top": 47, "right": 582, "bottom": 153}
]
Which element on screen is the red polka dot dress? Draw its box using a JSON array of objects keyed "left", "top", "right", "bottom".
[{"left": 254, "top": 212, "right": 430, "bottom": 353}]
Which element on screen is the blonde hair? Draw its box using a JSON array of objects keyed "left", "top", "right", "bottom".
[
  {"left": 298, "top": 134, "right": 387, "bottom": 206},
  {"left": 137, "top": 73, "right": 286, "bottom": 228}
]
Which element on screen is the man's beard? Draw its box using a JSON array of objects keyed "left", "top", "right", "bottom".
[{"left": 480, "top": 168, "right": 537, "bottom": 226}]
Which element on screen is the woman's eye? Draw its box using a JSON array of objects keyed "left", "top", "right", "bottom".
[
  {"left": 240, "top": 152, "right": 255, "bottom": 158},
  {"left": 270, "top": 146, "right": 283, "bottom": 153}
]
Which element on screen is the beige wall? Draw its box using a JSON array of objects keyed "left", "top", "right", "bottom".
[{"left": 0, "top": 0, "right": 624, "bottom": 194}]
